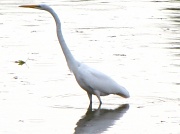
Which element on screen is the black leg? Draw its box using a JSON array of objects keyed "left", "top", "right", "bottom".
[{"left": 87, "top": 92, "right": 92, "bottom": 103}]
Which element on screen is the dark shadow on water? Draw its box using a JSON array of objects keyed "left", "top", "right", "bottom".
[{"left": 74, "top": 104, "right": 129, "bottom": 134}]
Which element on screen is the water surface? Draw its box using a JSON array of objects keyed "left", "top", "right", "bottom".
[{"left": 0, "top": 0, "right": 180, "bottom": 134}]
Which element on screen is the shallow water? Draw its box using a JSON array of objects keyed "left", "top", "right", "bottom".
[{"left": 0, "top": 0, "right": 180, "bottom": 134}]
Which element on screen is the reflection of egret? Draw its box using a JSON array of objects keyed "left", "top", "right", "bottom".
[
  {"left": 19, "top": 4, "right": 130, "bottom": 104},
  {"left": 74, "top": 104, "right": 129, "bottom": 134}
]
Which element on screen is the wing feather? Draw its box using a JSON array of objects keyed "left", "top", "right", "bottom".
[{"left": 74, "top": 64, "right": 130, "bottom": 98}]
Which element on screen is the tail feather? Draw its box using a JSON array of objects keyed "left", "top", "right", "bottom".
[
  {"left": 115, "top": 85, "right": 130, "bottom": 98},
  {"left": 116, "top": 91, "right": 130, "bottom": 98}
]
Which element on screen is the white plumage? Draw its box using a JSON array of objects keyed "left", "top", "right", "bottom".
[{"left": 19, "top": 4, "right": 130, "bottom": 104}]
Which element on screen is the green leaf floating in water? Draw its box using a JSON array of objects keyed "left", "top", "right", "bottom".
[{"left": 15, "top": 60, "right": 26, "bottom": 65}]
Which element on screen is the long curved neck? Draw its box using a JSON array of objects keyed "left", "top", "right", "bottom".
[{"left": 46, "top": 7, "right": 78, "bottom": 72}]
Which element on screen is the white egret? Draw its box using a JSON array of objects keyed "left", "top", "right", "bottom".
[{"left": 19, "top": 4, "right": 130, "bottom": 104}]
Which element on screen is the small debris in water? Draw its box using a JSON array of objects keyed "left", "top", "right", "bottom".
[
  {"left": 113, "top": 54, "right": 126, "bottom": 56},
  {"left": 137, "top": 106, "right": 144, "bottom": 108},
  {"left": 13, "top": 76, "right": 18, "bottom": 79},
  {"left": 15, "top": 60, "right": 26, "bottom": 65},
  {"left": 18, "top": 120, "right": 24, "bottom": 123}
]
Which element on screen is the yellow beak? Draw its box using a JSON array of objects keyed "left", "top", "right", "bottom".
[{"left": 19, "top": 5, "right": 39, "bottom": 8}]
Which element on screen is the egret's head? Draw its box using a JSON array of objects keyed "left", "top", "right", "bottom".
[{"left": 19, "top": 4, "right": 50, "bottom": 11}]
